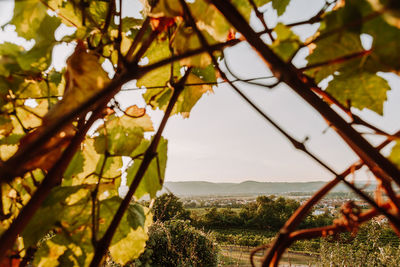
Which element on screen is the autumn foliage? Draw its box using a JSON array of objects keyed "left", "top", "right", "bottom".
[{"left": 0, "top": 0, "right": 400, "bottom": 266}]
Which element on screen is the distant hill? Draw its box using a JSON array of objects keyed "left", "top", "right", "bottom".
[{"left": 162, "top": 180, "right": 376, "bottom": 196}]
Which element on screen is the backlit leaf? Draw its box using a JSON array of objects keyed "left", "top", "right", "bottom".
[
  {"left": 109, "top": 208, "right": 152, "bottom": 265},
  {"left": 94, "top": 106, "right": 153, "bottom": 156},
  {"left": 9, "top": 0, "right": 47, "bottom": 40},
  {"left": 271, "top": 23, "right": 300, "bottom": 61},
  {"left": 272, "top": 0, "right": 290, "bottom": 16},
  {"left": 306, "top": 32, "right": 364, "bottom": 83},
  {"left": 390, "top": 141, "right": 400, "bottom": 168},
  {"left": 22, "top": 185, "right": 84, "bottom": 248},
  {"left": 143, "top": 72, "right": 212, "bottom": 117},
  {"left": 126, "top": 137, "right": 168, "bottom": 199},
  {"left": 43, "top": 42, "right": 110, "bottom": 124},
  {"left": 326, "top": 71, "right": 389, "bottom": 114}
]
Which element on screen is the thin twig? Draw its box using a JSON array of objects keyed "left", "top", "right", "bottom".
[{"left": 89, "top": 68, "right": 193, "bottom": 267}]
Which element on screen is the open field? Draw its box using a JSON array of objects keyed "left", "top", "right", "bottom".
[{"left": 219, "top": 245, "right": 319, "bottom": 267}]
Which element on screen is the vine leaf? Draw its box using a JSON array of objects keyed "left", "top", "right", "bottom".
[
  {"left": 272, "top": 0, "right": 290, "bottom": 16},
  {"left": 305, "top": 32, "right": 364, "bottom": 83},
  {"left": 17, "top": 15, "right": 61, "bottom": 72},
  {"left": 94, "top": 106, "right": 153, "bottom": 156},
  {"left": 44, "top": 41, "right": 110, "bottom": 124},
  {"left": 143, "top": 72, "right": 212, "bottom": 118},
  {"left": 9, "top": 0, "right": 48, "bottom": 40},
  {"left": 177, "top": 73, "right": 213, "bottom": 118},
  {"left": 126, "top": 137, "right": 168, "bottom": 199},
  {"left": 8, "top": 42, "right": 111, "bottom": 176},
  {"left": 104, "top": 199, "right": 152, "bottom": 265},
  {"left": 326, "top": 71, "right": 389, "bottom": 115},
  {"left": 136, "top": 39, "right": 180, "bottom": 88},
  {"left": 29, "top": 189, "right": 150, "bottom": 266},
  {"left": 271, "top": 23, "right": 300, "bottom": 61},
  {"left": 390, "top": 142, "right": 400, "bottom": 168},
  {"left": 22, "top": 185, "right": 85, "bottom": 248},
  {"left": 63, "top": 138, "right": 122, "bottom": 189},
  {"left": 171, "top": 24, "right": 213, "bottom": 68}
]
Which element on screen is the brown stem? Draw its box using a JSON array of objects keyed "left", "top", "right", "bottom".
[
  {"left": 102, "top": 0, "right": 116, "bottom": 34},
  {"left": 125, "top": 17, "right": 151, "bottom": 62},
  {"left": 89, "top": 68, "right": 192, "bottom": 267}
]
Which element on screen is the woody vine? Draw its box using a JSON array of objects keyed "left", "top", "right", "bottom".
[{"left": 0, "top": 0, "right": 400, "bottom": 266}]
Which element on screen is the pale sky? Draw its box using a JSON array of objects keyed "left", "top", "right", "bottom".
[{"left": 0, "top": 0, "right": 399, "bottom": 183}]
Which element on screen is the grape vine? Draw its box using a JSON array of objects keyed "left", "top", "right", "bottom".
[{"left": 0, "top": 0, "right": 400, "bottom": 266}]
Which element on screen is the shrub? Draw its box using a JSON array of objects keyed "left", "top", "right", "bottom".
[{"left": 134, "top": 220, "right": 219, "bottom": 267}]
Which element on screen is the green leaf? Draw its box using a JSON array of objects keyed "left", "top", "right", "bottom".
[
  {"left": 121, "top": 17, "right": 144, "bottom": 32},
  {"left": 94, "top": 106, "right": 153, "bottom": 156},
  {"left": 32, "top": 194, "right": 150, "bottom": 266},
  {"left": 272, "top": 0, "right": 290, "bottom": 16},
  {"left": 143, "top": 72, "right": 213, "bottom": 117},
  {"left": 177, "top": 73, "right": 213, "bottom": 118},
  {"left": 63, "top": 151, "right": 85, "bottom": 181},
  {"left": 254, "top": 0, "right": 272, "bottom": 7},
  {"left": 171, "top": 25, "right": 214, "bottom": 68},
  {"left": 43, "top": 45, "right": 110, "bottom": 125},
  {"left": 88, "top": 1, "right": 108, "bottom": 26},
  {"left": 232, "top": 0, "right": 252, "bottom": 22},
  {"left": 306, "top": 32, "right": 364, "bottom": 83},
  {"left": 95, "top": 126, "right": 144, "bottom": 156},
  {"left": 390, "top": 141, "right": 400, "bottom": 168},
  {"left": 189, "top": 0, "right": 232, "bottom": 42},
  {"left": 22, "top": 185, "right": 84, "bottom": 248},
  {"left": 126, "top": 137, "right": 168, "bottom": 199},
  {"left": 15, "top": 100, "right": 48, "bottom": 129},
  {"left": 362, "top": 16, "right": 400, "bottom": 73},
  {"left": 95, "top": 155, "right": 122, "bottom": 184},
  {"left": 99, "top": 197, "right": 147, "bottom": 241},
  {"left": 326, "top": 72, "right": 389, "bottom": 115},
  {"left": 137, "top": 39, "right": 180, "bottom": 88},
  {"left": 62, "top": 138, "right": 105, "bottom": 185},
  {"left": 271, "top": 23, "right": 300, "bottom": 61},
  {"left": 33, "top": 241, "right": 68, "bottom": 267},
  {"left": 9, "top": 0, "right": 47, "bottom": 40},
  {"left": 108, "top": 204, "right": 152, "bottom": 265},
  {"left": 46, "top": 0, "right": 82, "bottom": 27},
  {"left": 0, "top": 43, "right": 24, "bottom": 77},
  {"left": 192, "top": 64, "right": 217, "bottom": 84}
]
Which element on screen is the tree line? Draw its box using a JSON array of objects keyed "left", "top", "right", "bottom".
[{"left": 191, "top": 195, "right": 333, "bottom": 232}]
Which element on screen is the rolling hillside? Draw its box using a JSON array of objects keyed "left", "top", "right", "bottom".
[{"left": 162, "top": 180, "right": 376, "bottom": 196}]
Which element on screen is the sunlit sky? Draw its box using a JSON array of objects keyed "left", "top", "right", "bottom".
[{"left": 0, "top": 0, "right": 399, "bottom": 183}]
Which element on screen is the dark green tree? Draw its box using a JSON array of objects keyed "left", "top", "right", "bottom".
[{"left": 153, "top": 193, "right": 191, "bottom": 222}]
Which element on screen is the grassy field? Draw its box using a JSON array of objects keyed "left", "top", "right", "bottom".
[
  {"left": 189, "top": 207, "right": 242, "bottom": 215},
  {"left": 218, "top": 245, "right": 319, "bottom": 267}
]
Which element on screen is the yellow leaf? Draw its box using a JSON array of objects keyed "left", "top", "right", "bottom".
[
  {"left": 109, "top": 209, "right": 153, "bottom": 265},
  {"left": 43, "top": 42, "right": 111, "bottom": 125}
]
